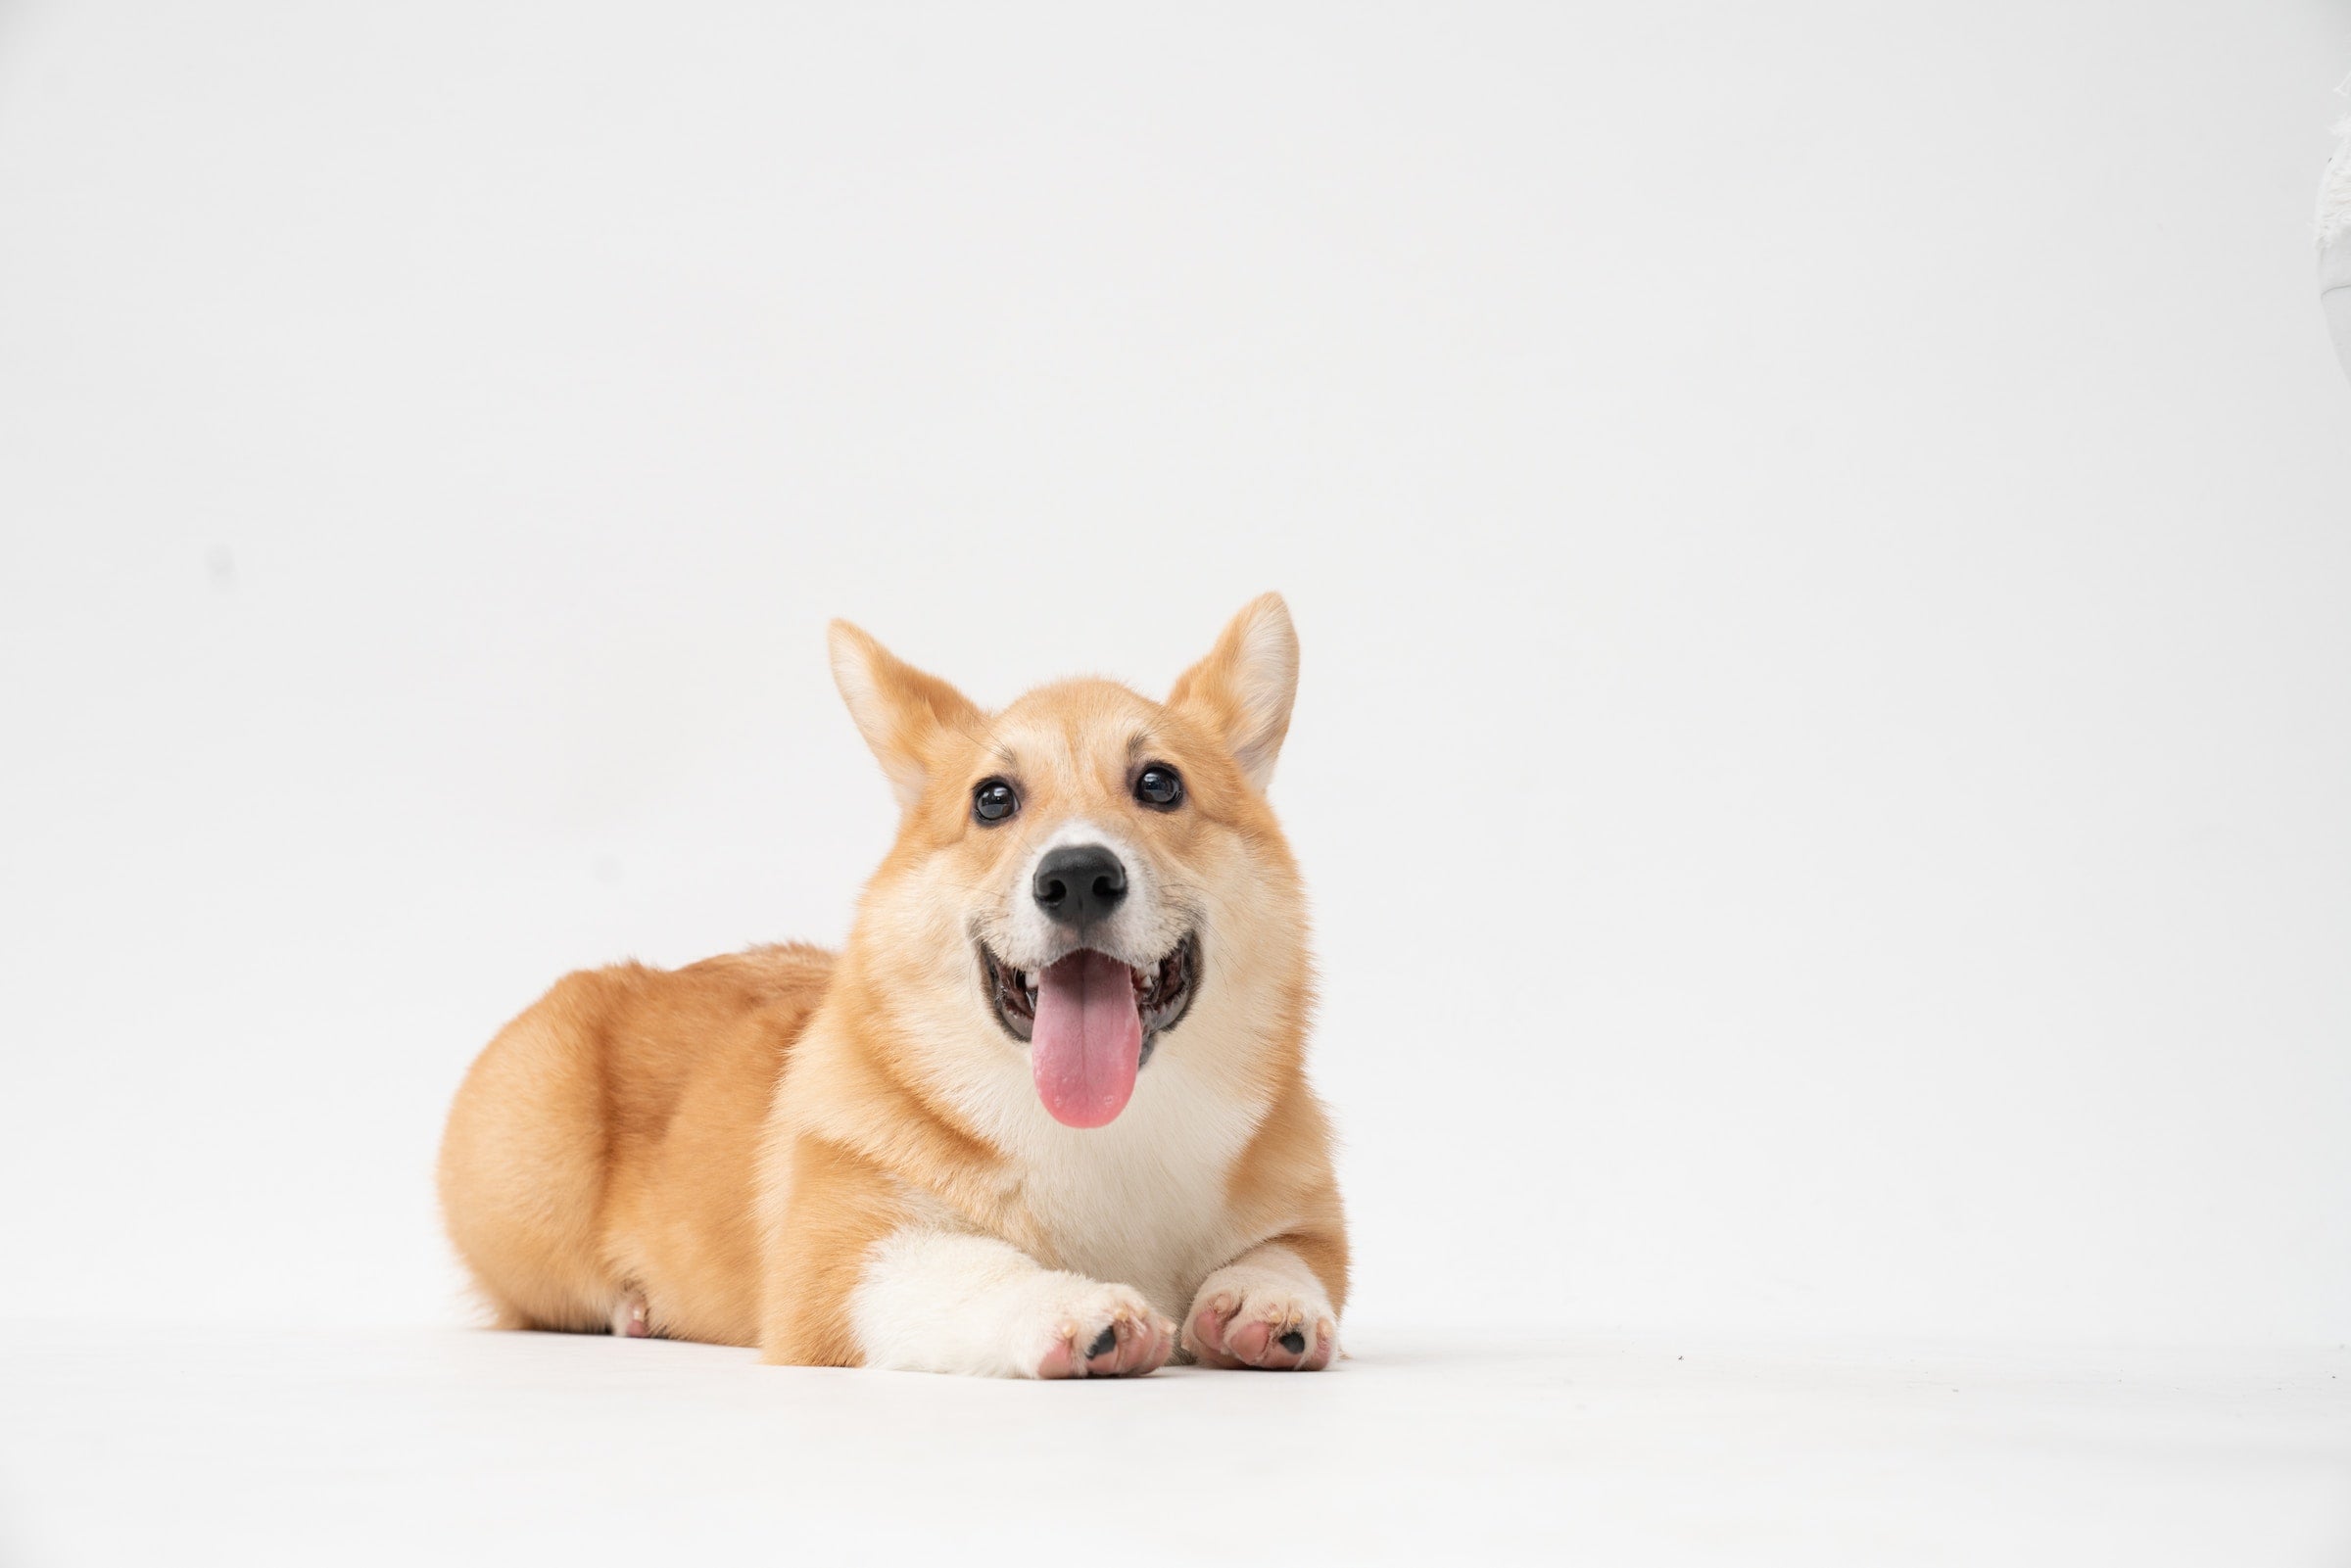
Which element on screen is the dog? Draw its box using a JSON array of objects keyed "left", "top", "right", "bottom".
[{"left": 436, "top": 594, "right": 1347, "bottom": 1377}]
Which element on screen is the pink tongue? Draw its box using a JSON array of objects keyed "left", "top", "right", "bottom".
[{"left": 1029, "top": 949, "right": 1143, "bottom": 1128}]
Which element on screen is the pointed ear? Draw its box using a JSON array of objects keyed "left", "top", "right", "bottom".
[
  {"left": 827, "top": 621, "right": 983, "bottom": 812},
  {"left": 1168, "top": 593, "right": 1299, "bottom": 793}
]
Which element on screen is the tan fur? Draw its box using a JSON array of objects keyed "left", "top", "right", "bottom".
[{"left": 437, "top": 595, "right": 1348, "bottom": 1373}]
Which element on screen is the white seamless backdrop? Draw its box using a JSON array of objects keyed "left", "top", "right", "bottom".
[{"left": 1, "top": 1, "right": 2346, "bottom": 1350}]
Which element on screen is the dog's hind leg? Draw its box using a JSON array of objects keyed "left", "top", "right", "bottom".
[{"left": 438, "top": 971, "right": 630, "bottom": 1334}]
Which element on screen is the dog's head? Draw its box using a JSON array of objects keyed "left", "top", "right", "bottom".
[{"left": 828, "top": 594, "right": 1309, "bottom": 1131}]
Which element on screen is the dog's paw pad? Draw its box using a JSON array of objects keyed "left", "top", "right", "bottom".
[
  {"left": 1033, "top": 1285, "right": 1176, "bottom": 1380},
  {"left": 609, "top": 1290, "right": 651, "bottom": 1339},
  {"left": 1182, "top": 1281, "right": 1336, "bottom": 1371}
]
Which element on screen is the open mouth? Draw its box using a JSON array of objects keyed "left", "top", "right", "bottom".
[
  {"left": 979, "top": 931, "right": 1199, "bottom": 1060},
  {"left": 978, "top": 932, "right": 1199, "bottom": 1128}
]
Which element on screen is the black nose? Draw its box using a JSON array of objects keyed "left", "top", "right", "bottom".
[{"left": 1032, "top": 844, "right": 1128, "bottom": 927}]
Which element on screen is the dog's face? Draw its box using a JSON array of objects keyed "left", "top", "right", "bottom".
[{"left": 829, "top": 594, "right": 1307, "bottom": 1130}]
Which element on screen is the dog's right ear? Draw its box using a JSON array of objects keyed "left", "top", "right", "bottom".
[
  {"left": 828, "top": 621, "right": 983, "bottom": 812},
  {"left": 1168, "top": 593, "right": 1299, "bottom": 794}
]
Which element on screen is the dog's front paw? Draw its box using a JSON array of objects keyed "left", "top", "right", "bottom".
[
  {"left": 1181, "top": 1271, "right": 1337, "bottom": 1371},
  {"left": 1032, "top": 1281, "right": 1177, "bottom": 1380}
]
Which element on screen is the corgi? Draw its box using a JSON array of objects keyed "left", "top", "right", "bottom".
[{"left": 436, "top": 594, "right": 1347, "bottom": 1377}]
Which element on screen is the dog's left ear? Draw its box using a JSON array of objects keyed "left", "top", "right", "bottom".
[
  {"left": 828, "top": 621, "right": 984, "bottom": 812},
  {"left": 1168, "top": 593, "right": 1299, "bottom": 793}
]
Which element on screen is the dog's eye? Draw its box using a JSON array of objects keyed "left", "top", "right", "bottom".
[
  {"left": 1133, "top": 765, "right": 1183, "bottom": 810},
  {"left": 973, "top": 779, "right": 1020, "bottom": 825}
]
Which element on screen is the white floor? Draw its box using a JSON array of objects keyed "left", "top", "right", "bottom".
[{"left": 1, "top": 1323, "right": 2344, "bottom": 1566}]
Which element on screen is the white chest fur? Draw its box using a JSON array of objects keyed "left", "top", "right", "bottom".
[{"left": 974, "top": 1054, "right": 1268, "bottom": 1319}]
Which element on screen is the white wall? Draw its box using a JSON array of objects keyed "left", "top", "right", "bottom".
[{"left": 2, "top": 1, "right": 2345, "bottom": 1347}]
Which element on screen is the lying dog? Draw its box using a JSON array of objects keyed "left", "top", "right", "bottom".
[{"left": 437, "top": 594, "right": 1346, "bottom": 1377}]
